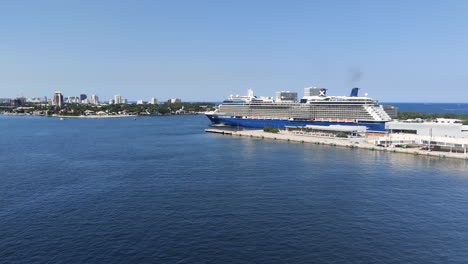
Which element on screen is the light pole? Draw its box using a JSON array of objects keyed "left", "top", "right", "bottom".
[{"left": 428, "top": 128, "right": 432, "bottom": 151}]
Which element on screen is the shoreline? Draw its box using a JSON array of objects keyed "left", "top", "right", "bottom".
[
  {"left": 56, "top": 115, "right": 138, "bottom": 118},
  {"left": 205, "top": 128, "right": 468, "bottom": 161},
  {"left": 1, "top": 113, "right": 199, "bottom": 118}
]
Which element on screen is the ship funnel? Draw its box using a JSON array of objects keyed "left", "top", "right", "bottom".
[{"left": 350, "top": 87, "right": 359, "bottom": 97}]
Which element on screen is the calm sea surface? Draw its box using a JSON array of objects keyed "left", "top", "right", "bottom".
[
  {"left": 1, "top": 114, "right": 468, "bottom": 264},
  {"left": 384, "top": 103, "right": 468, "bottom": 114}
]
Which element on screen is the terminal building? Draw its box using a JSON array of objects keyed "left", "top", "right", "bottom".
[
  {"left": 386, "top": 119, "right": 468, "bottom": 138},
  {"left": 374, "top": 119, "right": 468, "bottom": 153}
]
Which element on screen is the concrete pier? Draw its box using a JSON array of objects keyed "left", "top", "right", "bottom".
[{"left": 205, "top": 128, "right": 468, "bottom": 160}]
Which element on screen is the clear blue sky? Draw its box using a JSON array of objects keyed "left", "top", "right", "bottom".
[{"left": 0, "top": 0, "right": 467, "bottom": 102}]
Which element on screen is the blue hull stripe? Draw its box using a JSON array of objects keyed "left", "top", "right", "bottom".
[{"left": 206, "top": 115, "right": 386, "bottom": 132}]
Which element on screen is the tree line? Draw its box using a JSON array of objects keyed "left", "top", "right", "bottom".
[{"left": 397, "top": 112, "right": 468, "bottom": 125}]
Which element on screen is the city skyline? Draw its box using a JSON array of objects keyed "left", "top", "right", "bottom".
[
  {"left": 1, "top": 1, "right": 468, "bottom": 102},
  {"left": 0, "top": 91, "right": 173, "bottom": 105}
]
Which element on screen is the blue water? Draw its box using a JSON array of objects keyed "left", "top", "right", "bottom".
[
  {"left": 384, "top": 103, "right": 468, "bottom": 114},
  {"left": 1, "top": 115, "right": 468, "bottom": 263}
]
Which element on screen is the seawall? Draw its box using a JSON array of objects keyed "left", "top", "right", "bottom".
[{"left": 205, "top": 128, "right": 468, "bottom": 161}]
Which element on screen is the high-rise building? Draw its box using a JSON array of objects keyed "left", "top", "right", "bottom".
[
  {"left": 53, "top": 91, "right": 64, "bottom": 107},
  {"left": 149, "top": 98, "right": 158, "bottom": 104},
  {"left": 121, "top": 99, "right": 128, "bottom": 104},
  {"left": 80, "top": 94, "right": 87, "bottom": 101},
  {"left": 0, "top": 98, "right": 11, "bottom": 104},
  {"left": 90, "top": 94, "right": 99, "bottom": 105},
  {"left": 66, "top": 96, "right": 80, "bottom": 103},
  {"left": 137, "top": 100, "right": 144, "bottom": 105},
  {"left": 10, "top": 97, "right": 26, "bottom": 107},
  {"left": 114, "top": 94, "right": 122, "bottom": 104},
  {"left": 168, "top": 98, "right": 181, "bottom": 103},
  {"left": 109, "top": 99, "right": 115, "bottom": 104}
]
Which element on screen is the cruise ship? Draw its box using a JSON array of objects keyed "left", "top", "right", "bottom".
[{"left": 206, "top": 87, "right": 397, "bottom": 131}]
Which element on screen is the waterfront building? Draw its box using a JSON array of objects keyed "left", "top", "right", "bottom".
[
  {"left": 149, "top": 98, "right": 158, "bottom": 104},
  {"left": 53, "top": 91, "right": 64, "bottom": 108},
  {"left": 374, "top": 133, "right": 468, "bottom": 154},
  {"left": 32, "top": 110, "right": 47, "bottom": 116},
  {"left": 137, "top": 100, "right": 144, "bottom": 105},
  {"left": 84, "top": 110, "right": 95, "bottom": 115},
  {"left": 386, "top": 120, "right": 468, "bottom": 138},
  {"left": 168, "top": 98, "right": 181, "bottom": 103},
  {"left": 114, "top": 94, "right": 122, "bottom": 104},
  {"left": 275, "top": 91, "right": 298, "bottom": 102},
  {"left": 90, "top": 94, "right": 99, "bottom": 105},
  {"left": 13, "top": 106, "right": 34, "bottom": 113}
]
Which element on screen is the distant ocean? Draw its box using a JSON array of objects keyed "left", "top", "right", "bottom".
[{"left": 383, "top": 103, "right": 468, "bottom": 114}]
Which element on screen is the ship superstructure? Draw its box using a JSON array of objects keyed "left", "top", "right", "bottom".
[{"left": 206, "top": 87, "right": 396, "bottom": 131}]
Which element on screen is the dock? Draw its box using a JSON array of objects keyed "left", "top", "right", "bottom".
[{"left": 205, "top": 128, "right": 468, "bottom": 160}]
